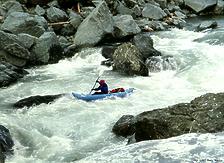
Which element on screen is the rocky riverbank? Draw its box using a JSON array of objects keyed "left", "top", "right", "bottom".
[{"left": 0, "top": 0, "right": 223, "bottom": 88}]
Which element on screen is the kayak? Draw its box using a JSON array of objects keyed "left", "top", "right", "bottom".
[{"left": 72, "top": 88, "right": 134, "bottom": 101}]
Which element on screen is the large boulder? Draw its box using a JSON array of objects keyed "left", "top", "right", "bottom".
[
  {"left": 132, "top": 33, "right": 161, "bottom": 60},
  {"left": 112, "top": 43, "right": 148, "bottom": 76},
  {"left": 113, "top": 92, "right": 224, "bottom": 142},
  {"left": 30, "top": 32, "right": 60, "bottom": 64},
  {"left": 73, "top": 1, "right": 114, "bottom": 47},
  {"left": 113, "top": 15, "right": 141, "bottom": 38},
  {"left": 214, "top": 0, "right": 224, "bottom": 15},
  {"left": 142, "top": 3, "right": 167, "bottom": 20},
  {"left": 1, "top": 12, "right": 47, "bottom": 37},
  {"left": 0, "top": 31, "right": 30, "bottom": 67},
  {"left": 0, "top": 61, "right": 28, "bottom": 87},
  {"left": 184, "top": 0, "right": 217, "bottom": 13}
]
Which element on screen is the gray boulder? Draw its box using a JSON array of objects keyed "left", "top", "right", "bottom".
[
  {"left": 0, "top": 61, "right": 28, "bottom": 87},
  {"left": 0, "top": 31, "right": 30, "bottom": 67},
  {"left": 2, "top": 0, "right": 23, "bottom": 17},
  {"left": 113, "top": 92, "right": 224, "bottom": 142},
  {"left": 142, "top": 3, "right": 167, "bottom": 20},
  {"left": 17, "top": 33, "right": 37, "bottom": 49},
  {"left": 195, "top": 21, "right": 217, "bottom": 32},
  {"left": 112, "top": 43, "right": 148, "bottom": 76},
  {"left": 1, "top": 12, "right": 47, "bottom": 37},
  {"left": 184, "top": 0, "right": 217, "bottom": 13},
  {"left": 73, "top": 1, "right": 114, "bottom": 47},
  {"left": 46, "top": 6, "right": 68, "bottom": 22},
  {"left": 113, "top": 15, "right": 141, "bottom": 38},
  {"left": 34, "top": 5, "right": 45, "bottom": 16},
  {"left": 31, "top": 32, "right": 60, "bottom": 64}
]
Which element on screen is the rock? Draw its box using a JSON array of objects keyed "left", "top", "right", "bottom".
[
  {"left": 112, "top": 43, "right": 148, "bottom": 76},
  {"left": 113, "top": 92, "right": 224, "bottom": 142},
  {"left": 195, "top": 21, "right": 218, "bottom": 32},
  {"left": 2, "top": 0, "right": 23, "bottom": 16},
  {"left": 142, "top": 3, "right": 167, "bottom": 20},
  {"left": 214, "top": 0, "right": 224, "bottom": 15},
  {"left": 1, "top": 12, "right": 47, "bottom": 37},
  {"left": 34, "top": 5, "right": 45, "bottom": 16},
  {"left": 73, "top": 1, "right": 113, "bottom": 48},
  {"left": 0, "top": 61, "right": 28, "bottom": 87},
  {"left": 0, "top": 31, "right": 30, "bottom": 67},
  {"left": 184, "top": 0, "right": 217, "bottom": 13},
  {"left": 116, "top": 1, "right": 133, "bottom": 16},
  {"left": 68, "top": 10, "right": 82, "bottom": 29},
  {"left": 0, "top": 125, "right": 14, "bottom": 160},
  {"left": 46, "top": 6, "right": 68, "bottom": 22},
  {"left": 102, "top": 45, "right": 119, "bottom": 59},
  {"left": 17, "top": 33, "right": 37, "bottom": 49},
  {"left": 113, "top": 15, "right": 141, "bottom": 38},
  {"left": 132, "top": 33, "right": 161, "bottom": 60},
  {"left": 31, "top": 32, "right": 60, "bottom": 64},
  {"left": 112, "top": 115, "right": 135, "bottom": 137},
  {"left": 13, "top": 94, "right": 64, "bottom": 108}
]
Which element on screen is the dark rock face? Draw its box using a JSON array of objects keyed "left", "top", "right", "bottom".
[
  {"left": 13, "top": 94, "right": 64, "bottom": 108},
  {"left": 132, "top": 33, "right": 161, "bottom": 60},
  {"left": 195, "top": 21, "right": 217, "bottom": 32},
  {"left": 0, "top": 125, "right": 14, "bottom": 160},
  {"left": 0, "top": 61, "right": 28, "bottom": 88},
  {"left": 112, "top": 43, "right": 148, "bottom": 76},
  {"left": 112, "top": 115, "right": 135, "bottom": 137},
  {"left": 113, "top": 92, "right": 224, "bottom": 142}
]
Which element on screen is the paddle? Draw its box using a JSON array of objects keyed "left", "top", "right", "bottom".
[{"left": 89, "top": 69, "right": 104, "bottom": 94}]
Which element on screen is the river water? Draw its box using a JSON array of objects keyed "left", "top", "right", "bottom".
[{"left": 1, "top": 26, "right": 224, "bottom": 162}]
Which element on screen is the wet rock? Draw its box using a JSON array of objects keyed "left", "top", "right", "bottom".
[
  {"left": 0, "top": 125, "right": 14, "bottom": 161},
  {"left": 184, "top": 0, "right": 217, "bottom": 13},
  {"left": 0, "top": 61, "right": 28, "bottom": 87},
  {"left": 1, "top": 12, "right": 47, "bottom": 37},
  {"left": 142, "top": 3, "right": 167, "bottom": 20},
  {"left": 13, "top": 94, "right": 64, "bottom": 108},
  {"left": 112, "top": 42, "right": 148, "bottom": 76},
  {"left": 113, "top": 92, "right": 224, "bottom": 142},
  {"left": 195, "top": 21, "right": 218, "bottom": 32},
  {"left": 145, "top": 55, "right": 178, "bottom": 72},
  {"left": 132, "top": 33, "right": 161, "bottom": 60},
  {"left": 112, "top": 115, "right": 135, "bottom": 137},
  {"left": 113, "top": 15, "right": 141, "bottom": 38},
  {"left": 194, "top": 30, "right": 224, "bottom": 45},
  {"left": 73, "top": 1, "right": 113, "bottom": 48},
  {"left": 68, "top": 10, "right": 82, "bottom": 29}
]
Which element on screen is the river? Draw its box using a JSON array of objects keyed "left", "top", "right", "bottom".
[{"left": 1, "top": 25, "right": 224, "bottom": 162}]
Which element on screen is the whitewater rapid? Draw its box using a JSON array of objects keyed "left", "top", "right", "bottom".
[{"left": 1, "top": 28, "right": 224, "bottom": 162}]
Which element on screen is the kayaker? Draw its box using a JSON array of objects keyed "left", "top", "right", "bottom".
[{"left": 92, "top": 80, "right": 108, "bottom": 94}]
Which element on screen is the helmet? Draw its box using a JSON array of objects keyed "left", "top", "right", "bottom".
[{"left": 99, "top": 80, "right": 105, "bottom": 85}]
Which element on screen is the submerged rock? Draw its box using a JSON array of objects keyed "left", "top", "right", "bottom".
[
  {"left": 13, "top": 94, "right": 64, "bottom": 108},
  {"left": 184, "top": 0, "right": 217, "bottom": 13},
  {"left": 113, "top": 92, "right": 224, "bottom": 142}
]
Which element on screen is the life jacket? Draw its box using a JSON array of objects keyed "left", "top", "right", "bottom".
[{"left": 110, "top": 88, "right": 125, "bottom": 93}]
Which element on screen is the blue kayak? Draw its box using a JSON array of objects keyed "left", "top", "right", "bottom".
[{"left": 72, "top": 88, "right": 134, "bottom": 101}]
